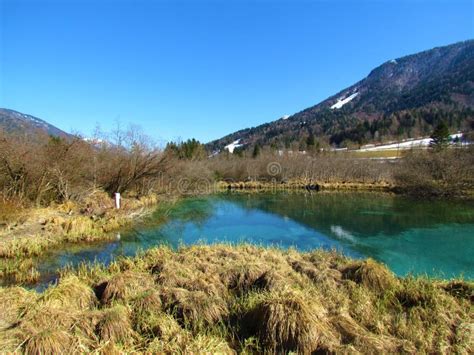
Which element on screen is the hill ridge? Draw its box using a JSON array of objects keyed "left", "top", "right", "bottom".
[
  {"left": 207, "top": 39, "right": 474, "bottom": 152},
  {"left": 0, "top": 108, "right": 71, "bottom": 138}
]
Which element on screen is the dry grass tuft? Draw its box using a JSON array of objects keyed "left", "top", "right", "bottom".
[
  {"left": 252, "top": 270, "right": 285, "bottom": 292},
  {"left": 394, "top": 277, "right": 438, "bottom": 309},
  {"left": 0, "top": 258, "right": 40, "bottom": 284},
  {"left": 179, "top": 334, "right": 235, "bottom": 354},
  {"left": 72, "top": 310, "right": 103, "bottom": 345},
  {"left": 442, "top": 280, "right": 474, "bottom": 302},
  {"left": 153, "top": 257, "right": 228, "bottom": 299},
  {"left": 23, "top": 329, "right": 71, "bottom": 354},
  {"left": 146, "top": 332, "right": 233, "bottom": 354},
  {"left": 81, "top": 190, "right": 114, "bottom": 212},
  {"left": 332, "top": 315, "right": 415, "bottom": 353},
  {"left": 246, "top": 288, "right": 332, "bottom": 353},
  {"left": 144, "top": 312, "right": 183, "bottom": 342},
  {"left": 96, "top": 276, "right": 126, "bottom": 305},
  {"left": 130, "top": 289, "right": 163, "bottom": 336},
  {"left": 41, "top": 275, "right": 96, "bottom": 310},
  {"left": 98, "top": 270, "right": 155, "bottom": 305},
  {"left": 0, "top": 286, "right": 37, "bottom": 333},
  {"left": 97, "top": 305, "right": 134, "bottom": 344},
  {"left": 223, "top": 262, "right": 268, "bottom": 295},
  {"left": 161, "top": 287, "right": 229, "bottom": 330},
  {"left": 0, "top": 200, "right": 24, "bottom": 224},
  {"left": 132, "top": 289, "right": 162, "bottom": 316},
  {"left": 341, "top": 258, "right": 399, "bottom": 293},
  {"left": 18, "top": 303, "right": 77, "bottom": 334}
]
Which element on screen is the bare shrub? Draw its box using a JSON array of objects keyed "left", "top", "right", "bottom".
[
  {"left": 208, "top": 150, "right": 393, "bottom": 185},
  {"left": 94, "top": 126, "right": 170, "bottom": 196},
  {"left": 0, "top": 126, "right": 170, "bottom": 206},
  {"left": 394, "top": 146, "right": 474, "bottom": 196},
  {"left": 162, "top": 159, "right": 214, "bottom": 195}
]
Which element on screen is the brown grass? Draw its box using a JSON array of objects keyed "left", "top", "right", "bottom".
[
  {"left": 41, "top": 275, "right": 96, "bottom": 310},
  {"left": 342, "top": 258, "right": 399, "bottom": 294},
  {"left": 0, "top": 191, "right": 160, "bottom": 286},
  {"left": 219, "top": 179, "right": 395, "bottom": 193},
  {"left": 98, "top": 270, "right": 156, "bottom": 305},
  {"left": 0, "top": 244, "right": 472, "bottom": 353},
  {"left": 130, "top": 289, "right": 163, "bottom": 336},
  {"left": 245, "top": 287, "right": 333, "bottom": 353},
  {"left": 442, "top": 280, "right": 474, "bottom": 301},
  {"left": 23, "top": 329, "right": 72, "bottom": 354},
  {"left": 0, "top": 199, "right": 25, "bottom": 225},
  {"left": 97, "top": 305, "right": 134, "bottom": 344},
  {"left": 0, "top": 258, "right": 40, "bottom": 284},
  {"left": 161, "top": 287, "right": 229, "bottom": 330}
]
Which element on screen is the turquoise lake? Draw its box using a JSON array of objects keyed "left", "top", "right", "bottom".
[{"left": 36, "top": 192, "right": 474, "bottom": 286}]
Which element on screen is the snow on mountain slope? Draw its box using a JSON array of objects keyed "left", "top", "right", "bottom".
[
  {"left": 224, "top": 139, "right": 243, "bottom": 153},
  {"left": 0, "top": 108, "right": 72, "bottom": 138},
  {"left": 330, "top": 92, "right": 359, "bottom": 109},
  {"left": 206, "top": 40, "right": 474, "bottom": 152}
]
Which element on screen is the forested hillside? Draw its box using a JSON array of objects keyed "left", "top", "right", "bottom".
[{"left": 208, "top": 40, "right": 474, "bottom": 152}]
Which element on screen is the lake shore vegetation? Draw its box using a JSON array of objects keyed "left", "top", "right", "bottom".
[
  {"left": 0, "top": 127, "right": 473, "bottom": 352},
  {"left": 1, "top": 127, "right": 473, "bottom": 284},
  {"left": 0, "top": 244, "right": 472, "bottom": 353}
]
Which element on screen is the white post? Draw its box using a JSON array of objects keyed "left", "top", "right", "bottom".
[{"left": 115, "top": 192, "right": 121, "bottom": 209}]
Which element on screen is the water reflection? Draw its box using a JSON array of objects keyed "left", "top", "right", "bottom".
[{"left": 34, "top": 192, "right": 474, "bottom": 287}]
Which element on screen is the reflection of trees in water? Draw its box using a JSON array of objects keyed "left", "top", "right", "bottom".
[
  {"left": 32, "top": 193, "right": 474, "bottom": 286},
  {"left": 161, "top": 198, "right": 216, "bottom": 226},
  {"left": 143, "top": 198, "right": 217, "bottom": 228},
  {"left": 221, "top": 192, "right": 474, "bottom": 238}
]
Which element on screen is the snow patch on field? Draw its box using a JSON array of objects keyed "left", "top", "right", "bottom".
[
  {"left": 224, "top": 139, "right": 243, "bottom": 153},
  {"left": 331, "top": 92, "right": 359, "bottom": 109},
  {"left": 359, "top": 133, "right": 464, "bottom": 151}
]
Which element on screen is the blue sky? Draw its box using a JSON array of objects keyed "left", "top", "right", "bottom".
[{"left": 1, "top": 0, "right": 473, "bottom": 143}]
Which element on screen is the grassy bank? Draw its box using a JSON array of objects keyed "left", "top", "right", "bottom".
[
  {"left": 0, "top": 244, "right": 472, "bottom": 353},
  {"left": 217, "top": 179, "right": 395, "bottom": 192},
  {"left": 0, "top": 191, "right": 164, "bottom": 284}
]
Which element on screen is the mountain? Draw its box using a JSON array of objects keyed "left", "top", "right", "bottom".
[
  {"left": 208, "top": 40, "right": 474, "bottom": 152},
  {"left": 0, "top": 108, "right": 72, "bottom": 138}
]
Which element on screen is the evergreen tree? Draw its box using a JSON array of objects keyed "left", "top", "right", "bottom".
[
  {"left": 252, "top": 144, "right": 261, "bottom": 158},
  {"left": 165, "top": 139, "right": 206, "bottom": 159},
  {"left": 430, "top": 121, "right": 450, "bottom": 150},
  {"left": 233, "top": 146, "right": 244, "bottom": 157}
]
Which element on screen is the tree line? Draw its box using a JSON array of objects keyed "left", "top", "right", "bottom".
[{"left": 1, "top": 121, "right": 473, "bottom": 208}]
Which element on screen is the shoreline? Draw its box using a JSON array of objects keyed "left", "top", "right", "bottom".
[
  {"left": 0, "top": 193, "right": 166, "bottom": 284},
  {"left": 217, "top": 180, "right": 395, "bottom": 192},
  {"left": 1, "top": 185, "right": 471, "bottom": 285},
  {"left": 216, "top": 180, "right": 474, "bottom": 200}
]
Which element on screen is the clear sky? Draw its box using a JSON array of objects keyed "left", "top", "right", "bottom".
[{"left": 1, "top": 0, "right": 473, "bottom": 143}]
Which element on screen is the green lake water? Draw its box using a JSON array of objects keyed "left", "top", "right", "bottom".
[{"left": 36, "top": 192, "right": 474, "bottom": 286}]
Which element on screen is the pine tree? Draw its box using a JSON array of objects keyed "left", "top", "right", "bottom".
[
  {"left": 234, "top": 146, "right": 244, "bottom": 157},
  {"left": 252, "top": 144, "right": 261, "bottom": 158},
  {"left": 430, "top": 121, "right": 450, "bottom": 150}
]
